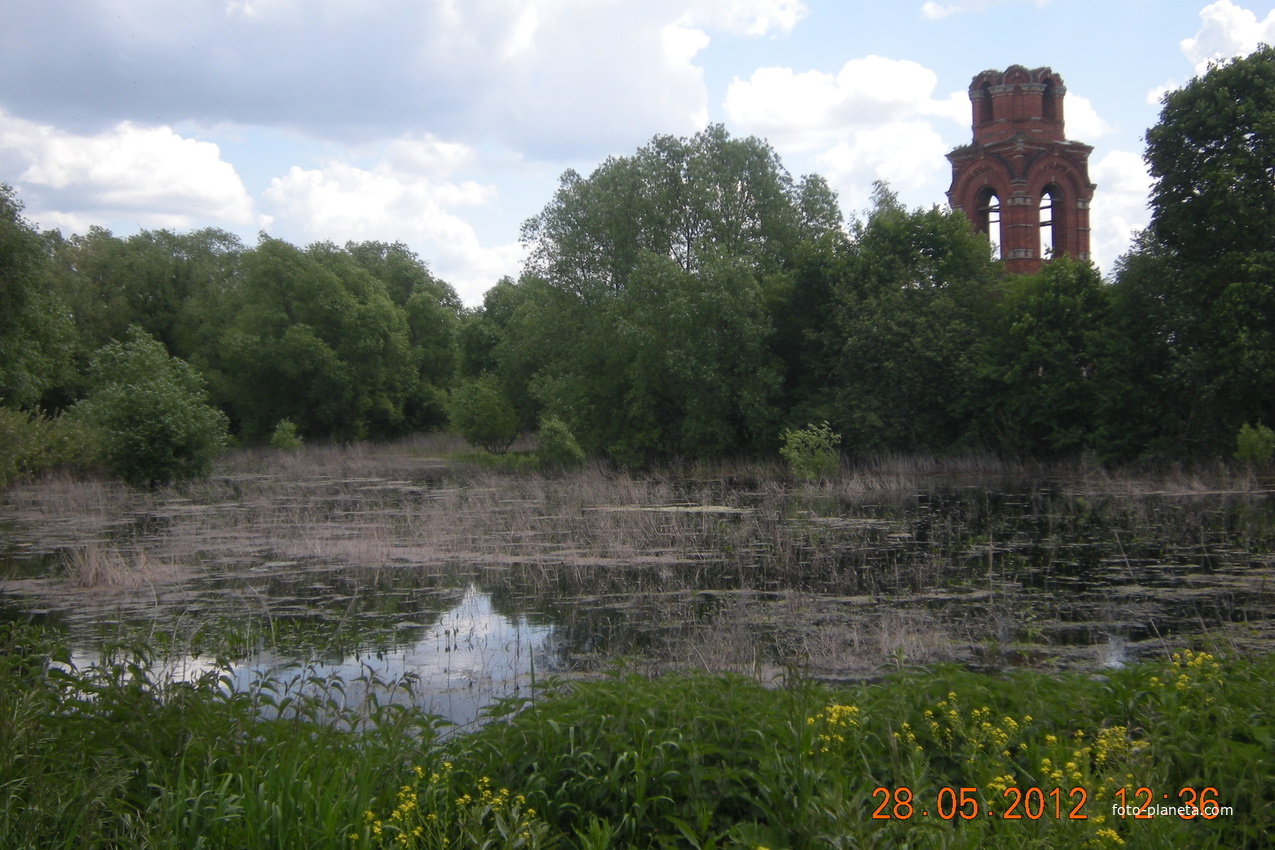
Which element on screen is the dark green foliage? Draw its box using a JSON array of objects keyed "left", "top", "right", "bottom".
[
  {"left": 213, "top": 238, "right": 419, "bottom": 441},
  {"left": 41, "top": 226, "right": 245, "bottom": 381},
  {"left": 0, "top": 185, "right": 74, "bottom": 408},
  {"left": 1118, "top": 46, "right": 1275, "bottom": 454},
  {"left": 31, "top": 213, "right": 461, "bottom": 446},
  {"left": 820, "top": 185, "right": 1000, "bottom": 454},
  {"left": 511, "top": 126, "right": 813, "bottom": 463},
  {"left": 521, "top": 125, "right": 821, "bottom": 300},
  {"left": 72, "top": 327, "right": 228, "bottom": 487},
  {"left": 449, "top": 374, "right": 520, "bottom": 454},
  {"left": 611, "top": 253, "right": 781, "bottom": 461},
  {"left": 978, "top": 259, "right": 1111, "bottom": 455}
]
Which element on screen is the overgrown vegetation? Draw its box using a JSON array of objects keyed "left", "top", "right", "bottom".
[
  {"left": 0, "top": 407, "right": 97, "bottom": 486},
  {"left": 780, "top": 421, "right": 841, "bottom": 481},
  {"left": 70, "top": 326, "right": 229, "bottom": 487},
  {"left": 1234, "top": 422, "right": 1273, "bottom": 469},
  {"left": 2, "top": 621, "right": 1269, "bottom": 848}
]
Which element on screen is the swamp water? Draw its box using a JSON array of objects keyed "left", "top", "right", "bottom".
[{"left": 2, "top": 454, "right": 1273, "bottom": 726}]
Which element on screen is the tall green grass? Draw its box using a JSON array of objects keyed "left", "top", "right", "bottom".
[{"left": 2, "top": 621, "right": 1271, "bottom": 848}]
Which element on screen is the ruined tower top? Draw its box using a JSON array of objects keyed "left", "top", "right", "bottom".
[
  {"left": 947, "top": 65, "right": 1094, "bottom": 274},
  {"left": 968, "top": 65, "right": 1067, "bottom": 147}
]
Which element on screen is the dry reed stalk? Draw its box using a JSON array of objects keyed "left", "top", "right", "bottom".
[{"left": 65, "top": 542, "right": 182, "bottom": 589}]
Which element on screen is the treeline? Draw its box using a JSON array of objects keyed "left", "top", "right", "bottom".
[{"left": 3, "top": 51, "right": 1274, "bottom": 482}]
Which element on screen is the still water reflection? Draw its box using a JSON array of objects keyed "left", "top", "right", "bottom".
[{"left": 57, "top": 585, "right": 554, "bottom": 728}]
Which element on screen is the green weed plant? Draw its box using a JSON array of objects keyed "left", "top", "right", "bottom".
[
  {"left": 780, "top": 422, "right": 841, "bottom": 481},
  {"left": 1235, "top": 422, "right": 1274, "bottom": 468},
  {"left": 270, "top": 418, "right": 305, "bottom": 450}
]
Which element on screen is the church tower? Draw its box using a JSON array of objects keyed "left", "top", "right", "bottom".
[{"left": 946, "top": 66, "right": 1095, "bottom": 274}]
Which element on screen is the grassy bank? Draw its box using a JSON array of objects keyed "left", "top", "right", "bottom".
[{"left": 2, "top": 622, "right": 1270, "bottom": 849}]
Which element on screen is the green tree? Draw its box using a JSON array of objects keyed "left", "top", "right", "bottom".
[
  {"left": 611, "top": 252, "right": 781, "bottom": 461},
  {"left": 72, "top": 327, "right": 228, "bottom": 487},
  {"left": 449, "top": 375, "right": 519, "bottom": 454},
  {"left": 510, "top": 126, "right": 827, "bottom": 463},
  {"left": 0, "top": 185, "right": 74, "bottom": 408},
  {"left": 521, "top": 125, "right": 823, "bottom": 300},
  {"left": 822, "top": 186, "right": 1000, "bottom": 454},
  {"left": 213, "top": 237, "right": 418, "bottom": 441},
  {"left": 977, "top": 259, "right": 1111, "bottom": 455},
  {"left": 1124, "top": 46, "right": 1275, "bottom": 453}
]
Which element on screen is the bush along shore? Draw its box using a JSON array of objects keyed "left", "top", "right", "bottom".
[{"left": 1, "top": 622, "right": 1271, "bottom": 849}]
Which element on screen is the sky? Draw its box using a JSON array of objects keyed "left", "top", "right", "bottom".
[{"left": 3, "top": 0, "right": 1274, "bottom": 305}]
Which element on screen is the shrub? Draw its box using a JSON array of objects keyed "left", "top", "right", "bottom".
[
  {"left": 269, "top": 418, "right": 304, "bottom": 450},
  {"left": 448, "top": 375, "right": 519, "bottom": 454},
  {"left": 537, "top": 415, "right": 585, "bottom": 470},
  {"left": 72, "top": 327, "right": 229, "bottom": 487},
  {"left": 779, "top": 421, "right": 841, "bottom": 481},
  {"left": 1235, "top": 422, "right": 1274, "bottom": 468},
  {"left": 0, "top": 408, "right": 98, "bottom": 486}
]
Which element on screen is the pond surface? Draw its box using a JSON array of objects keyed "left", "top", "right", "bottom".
[{"left": 3, "top": 451, "right": 1273, "bottom": 722}]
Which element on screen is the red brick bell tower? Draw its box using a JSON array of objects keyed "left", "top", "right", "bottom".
[{"left": 946, "top": 66, "right": 1095, "bottom": 273}]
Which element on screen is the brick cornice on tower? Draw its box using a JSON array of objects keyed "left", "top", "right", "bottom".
[{"left": 947, "top": 66, "right": 1096, "bottom": 273}]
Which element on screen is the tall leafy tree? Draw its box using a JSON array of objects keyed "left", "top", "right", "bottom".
[
  {"left": 344, "top": 240, "right": 462, "bottom": 429},
  {"left": 510, "top": 126, "right": 820, "bottom": 462},
  {"left": 822, "top": 186, "right": 1000, "bottom": 454},
  {"left": 521, "top": 125, "right": 823, "bottom": 299},
  {"left": 977, "top": 259, "right": 1111, "bottom": 455},
  {"left": 41, "top": 225, "right": 244, "bottom": 404},
  {"left": 0, "top": 185, "right": 73, "bottom": 409},
  {"left": 1126, "top": 46, "right": 1275, "bottom": 452},
  {"left": 214, "top": 237, "right": 417, "bottom": 441}
]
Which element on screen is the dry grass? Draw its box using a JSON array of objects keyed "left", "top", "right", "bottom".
[{"left": 64, "top": 542, "right": 185, "bottom": 589}]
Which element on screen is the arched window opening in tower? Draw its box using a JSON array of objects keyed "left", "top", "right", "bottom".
[
  {"left": 976, "top": 188, "right": 1002, "bottom": 259},
  {"left": 1040, "top": 187, "right": 1057, "bottom": 259}
]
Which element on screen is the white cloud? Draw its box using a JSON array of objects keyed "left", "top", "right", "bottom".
[
  {"left": 817, "top": 121, "right": 950, "bottom": 212},
  {"left": 0, "top": 109, "right": 258, "bottom": 229},
  {"left": 664, "top": 19, "right": 713, "bottom": 67},
  {"left": 725, "top": 56, "right": 965, "bottom": 151},
  {"left": 1088, "top": 150, "right": 1152, "bottom": 274},
  {"left": 724, "top": 56, "right": 966, "bottom": 209},
  {"left": 504, "top": 5, "right": 540, "bottom": 59},
  {"left": 1064, "top": 94, "right": 1113, "bottom": 140},
  {"left": 262, "top": 142, "right": 522, "bottom": 304},
  {"left": 1145, "top": 82, "right": 1176, "bottom": 106},
  {"left": 1181, "top": 0, "right": 1275, "bottom": 75},
  {"left": 688, "top": 0, "right": 808, "bottom": 35},
  {"left": 920, "top": 0, "right": 1049, "bottom": 20},
  {"left": 0, "top": 0, "right": 805, "bottom": 163}
]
